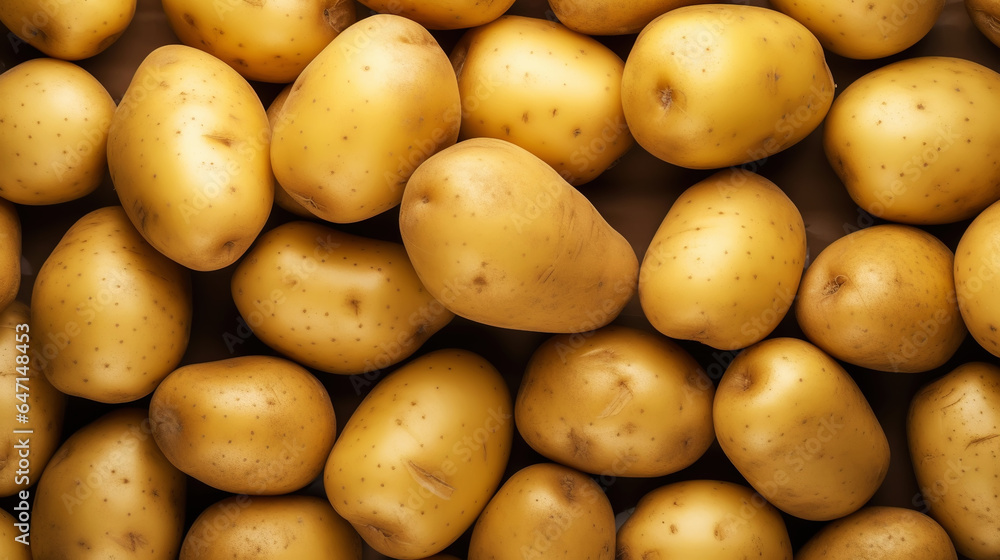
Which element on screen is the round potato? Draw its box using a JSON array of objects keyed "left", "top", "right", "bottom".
[
  {"left": 0, "top": 507, "right": 31, "bottom": 559},
  {"left": 0, "top": 199, "right": 20, "bottom": 310},
  {"left": 824, "top": 56, "right": 1000, "bottom": 224},
  {"left": 954, "top": 199, "right": 1000, "bottom": 357},
  {"left": 357, "top": 0, "right": 515, "bottom": 29},
  {"left": 795, "top": 224, "right": 966, "bottom": 373},
  {"left": 797, "top": 506, "right": 956, "bottom": 560},
  {"left": 0, "top": 0, "right": 135, "bottom": 60},
  {"left": 0, "top": 58, "right": 116, "bottom": 205},
  {"left": 639, "top": 169, "right": 806, "bottom": 350},
  {"left": 621, "top": 4, "right": 834, "bottom": 169},
  {"left": 149, "top": 355, "right": 336, "bottom": 495},
  {"left": 547, "top": 0, "right": 710, "bottom": 35},
  {"left": 515, "top": 325, "right": 715, "bottom": 478}
]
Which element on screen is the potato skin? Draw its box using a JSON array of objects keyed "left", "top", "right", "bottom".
[
  {"left": 967, "top": 0, "right": 1000, "bottom": 47},
  {"left": 0, "top": 200, "right": 20, "bottom": 310},
  {"left": 908, "top": 362, "right": 1000, "bottom": 560},
  {"left": 796, "top": 506, "right": 957, "bottom": 560},
  {"left": 548, "top": 0, "right": 710, "bottom": 35},
  {"left": 265, "top": 85, "right": 313, "bottom": 219},
  {"left": 0, "top": 0, "right": 135, "bottom": 60},
  {"left": 714, "top": 337, "right": 889, "bottom": 521},
  {"left": 32, "top": 408, "right": 186, "bottom": 560},
  {"left": 0, "top": 507, "right": 30, "bottom": 559},
  {"left": 515, "top": 325, "right": 714, "bottom": 477},
  {"left": 954, "top": 199, "right": 1000, "bottom": 357},
  {"left": 149, "top": 355, "right": 336, "bottom": 495},
  {"left": 357, "top": 0, "right": 515, "bottom": 29}
]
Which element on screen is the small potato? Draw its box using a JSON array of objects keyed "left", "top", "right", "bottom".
[
  {"left": 0, "top": 199, "right": 20, "bottom": 310},
  {"left": 150, "top": 355, "right": 336, "bottom": 495},
  {"left": 0, "top": 507, "right": 31, "bottom": 559},
  {"left": 357, "top": 0, "right": 515, "bottom": 29},
  {"left": 616, "top": 479, "right": 793, "bottom": 560},
  {"left": 468, "top": 462, "right": 615, "bottom": 560},
  {"left": 0, "top": 58, "right": 116, "bottom": 205},
  {"left": 515, "top": 325, "right": 715, "bottom": 477},
  {"left": 796, "top": 506, "right": 957, "bottom": 560},
  {"left": 548, "top": 0, "right": 710, "bottom": 35},
  {"left": 954, "top": 199, "right": 1000, "bottom": 357},
  {"left": 0, "top": 0, "right": 135, "bottom": 60}
]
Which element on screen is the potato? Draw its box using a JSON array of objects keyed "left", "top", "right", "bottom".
[
  {"left": 468, "top": 462, "right": 615, "bottom": 560},
  {"left": 231, "top": 221, "right": 453, "bottom": 375},
  {"left": 357, "top": 0, "right": 515, "bottom": 29},
  {"left": 908, "top": 361, "right": 1000, "bottom": 560},
  {"left": 796, "top": 506, "right": 957, "bottom": 560},
  {"left": 639, "top": 169, "right": 806, "bottom": 350},
  {"left": 621, "top": 4, "right": 834, "bottom": 169},
  {"left": 0, "top": 301, "right": 65, "bottom": 497},
  {"left": 547, "top": 0, "right": 710, "bottom": 35},
  {"left": 0, "top": 199, "right": 20, "bottom": 310},
  {"left": 967, "top": 0, "right": 1000, "bottom": 47},
  {"left": 794, "top": 224, "right": 966, "bottom": 373},
  {"left": 954, "top": 199, "right": 1000, "bottom": 357},
  {"left": 107, "top": 44, "right": 273, "bottom": 271},
  {"left": 714, "top": 337, "right": 890, "bottom": 521},
  {"left": 0, "top": 58, "right": 116, "bottom": 205},
  {"left": 0, "top": 0, "right": 135, "bottom": 60},
  {"left": 0, "top": 507, "right": 30, "bottom": 559},
  {"left": 149, "top": 355, "right": 336, "bottom": 495},
  {"left": 265, "top": 85, "right": 313, "bottom": 218},
  {"left": 30, "top": 206, "right": 192, "bottom": 403},
  {"left": 616, "top": 479, "right": 793, "bottom": 559},
  {"left": 825, "top": 56, "right": 1000, "bottom": 224},
  {"left": 515, "top": 325, "right": 715, "bottom": 477},
  {"left": 324, "top": 349, "right": 512, "bottom": 559},
  {"left": 399, "top": 137, "right": 638, "bottom": 333},
  {"left": 449, "top": 15, "right": 633, "bottom": 185},
  {"left": 270, "top": 14, "right": 460, "bottom": 224},
  {"left": 179, "top": 495, "right": 361, "bottom": 559},
  {"left": 32, "top": 408, "right": 186, "bottom": 560}
]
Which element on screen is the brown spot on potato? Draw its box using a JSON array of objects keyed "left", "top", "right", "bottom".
[
  {"left": 658, "top": 87, "right": 672, "bottom": 110},
  {"left": 561, "top": 475, "right": 576, "bottom": 501},
  {"left": 203, "top": 134, "right": 234, "bottom": 147},
  {"left": 967, "top": 433, "right": 999, "bottom": 448},
  {"left": 824, "top": 274, "right": 848, "bottom": 295}
]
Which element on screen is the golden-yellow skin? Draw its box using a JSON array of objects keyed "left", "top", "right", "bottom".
[
  {"left": 0, "top": 58, "right": 116, "bottom": 205},
  {"left": 265, "top": 85, "right": 313, "bottom": 218},
  {"left": 824, "top": 56, "right": 1000, "bottom": 224},
  {"left": 324, "top": 349, "right": 513, "bottom": 559},
  {"left": 270, "top": 14, "right": 461, "bottom": 224},
  {"left": 714, "top": 338, "right": 890, "bottom": 521},
  {"left": 516, "top": 325, "right": 715, "bottom": 477},
  {"left": 796, "top": 506, "right": 957, "bottom": 560},
  {"left": 639, "top": 169, "right": 806, "bottom": 350},
  {"left": 107, "top": 44, "right": 273, "bottom": 271},
  {"left": 30, "top": 206, "right": 192, "bottom": 403},
  {"left": 32, "top": 408, "right": 186, "bottom": 560},
  {"left": 908, "top": 362, "right": 1000, "bottom": 560},
  {"left": 621, "top": 4, "right": 834, "bottom": 169},
  {"left": 450, "top": 15, "right": 633, "bottom": 185},
  {"left": 617, "top": 480, "right": 793, "bottom": 560},
  {"left": 149, "top": 355, "right": 336, "bottom": 496},
  {"left": 231, "top": 221, "right": 453, "bottom": 375},
  {"left": 179, "top": 495, "right": 362, "bottom": 560},
  {"left": 0, "top": 0, "right": 135, "bottom": 60},
  {"left": 548, "top": 0, "right": 710, "bottom": 35},
  {"left": 955, "top": 200, "right": 1000, "bottom": 357},
  {"left": 162, "top": 0, "right": 355, "bottom": 83},
  {"left": 795, "top": 224, "right": 966, "bottom": 373},
  {"left": 399, "top": 137, "right": 638, "bottom": 333},
  {"left": 357, "top": 0, "right": 515, "bottom": 30},
  {"left": 0, "top": 507, "right": 31, "bottom": 559},
  {"left": 0, "top": 200, "right": 20, "bottom": 310}
]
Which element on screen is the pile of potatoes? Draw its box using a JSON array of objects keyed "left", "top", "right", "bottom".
[{"left": 2, "top": 0, "right": 1000, "bottom": 558}]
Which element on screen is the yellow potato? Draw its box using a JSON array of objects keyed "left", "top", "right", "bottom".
[
  {"left": 270, "top": 14, "right": 461, "bottom": 223},
  {"left": 0, "top": 58, "right": 116, "bottom": 205},
  {"left": 621, "top": 4, "right": 834, "bottom": 169},
  {"left": 515, "top": 325, "right": 715, "bottom": 478},
  {"left": 324, "top": 349, "right": 512, "bottom": 559},
  {"left": 149, "top": 355, "right": 336, "bottom": 495},
  {"left": 399, "top": 137, "right": 638, "bottom": 333},
  {"left": 30, "top": 206, "right": 192, "bottom": 403},
  {"left": 824, "top": 56, "right": 1000, "bottom": 224},
  {"left": 967, "top": 0, "right": 1000, "bottom": 47},
  {"left": 357, "top": 0, "right": 515, "bottom": 29},
  {"left": 0, "top": 0, "right": 135, "bottom": 60},
  {"left": 908, "top": 361, "right": 1000, "bottom": 560},
  {"left": 32, "top": 408, "right": 186, "bottom": 560},
  {"left": 265, "top": 85, "right": 313, "bottom": 218},
  {"left": 616, "top": 479, "right": 793, "bottom": 559},
  {"left": 548, "top": 0, "right": 710, "bottom": 35},
  {"left": 0, "top": 199, "right": 20, "bottom": 310},
  {"left": 714, "top": 337, "right": 890, "bottom": 521},
  {"left": 450, "top": 15, "right": 633, "bottom": 185},
  {"left": 107, "top": 44, "right": 273, "bottom": 271},
  {"left": 795, "top": 224, "right": 966, "bottom": 373},
  {"left": 468, "top": 462, "right": 615, "bottom": 560},
  {"left": 230, "top": 221, "right": 453, "bottom": 375},
  {"left": 796, "top": 506, "right": 957, "bottom": 560},
  {"left": 0, "top": 507, "right": 31, "bottom": 559},
  {"left": 639, "top": 169, "right": 806, "bottom": 350},
  {"left": 955, "top": 199, "right": 1000, "bottom": 357},
  {"left": 180, "top": 495, "right": 361, "bottom": 559}
]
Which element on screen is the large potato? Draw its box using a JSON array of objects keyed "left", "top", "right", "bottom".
[
  {"left": 796, "top": 506, "right": 957, "bottom": 560},
  {"left": 449, "top": 15, "right": 633, "bottom": 185},
  {"left": 149, "top": 355, "right": 336, "bottom": 495},
  {"left": 547, "top": 0, "right": 709, "bottom": 35},
  {"left": 357, "top": 0, "right": 515, "bottom": 29},
  {"left": 515, "top": 325, "right": 715, "bottom": 477},
  {"left": 908, "top": 362, "right": 1000, "bottom": 560},
  {"left": 0, "top": 200, "right": 19, "bottom": 310},
  {"left": 714, "top": 337, "right": 890, "bottom": 521},
  {"left": 324, "top": 349, "right": 512, "bottom": 559},
  {"left": 795, "top": 224, "right": 966, "bottom": 373},
  {"left": 270, "top": 14, "right": 461, "bottom": 223},
  {"left": 32, "top": 408, "right": 186, "bottom": 560},
  {"left": 954, "top": 199, "right": 1000, "bottom": 357},
  {"left": 639, "top": 169, "right": 806, "bottom": 350},
  {"left": 399, "top": 137, "right": 638, "bottom": 333},
  {"left": 107, "top": 44, "right": 273, "bottom": 271},
  {"left": 621, "top": 4, "right": 834, "bottom": 169},
  {"left": 468, "top": 462, "right": 615, "bottom": 560},
  {"left": 30, "top": 206, "right": 192, "bottom": 403},
  {"left": 0, "top": 0, "right": 135, "bottom": 60},
  {"left": 0, "top": 58, "right": 116, "bottom": 205},
  {"left": 231, "top": 221, "right": 453, "bottom": 375},
  {"left": 824, "top": 56, "right": 1000, "bottom": 224}
]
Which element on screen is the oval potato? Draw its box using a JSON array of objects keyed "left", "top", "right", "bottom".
[
  {"left": 796, "top": 506, "right": 957, "bottom": 560},
  {"left": 0, "top": 200, "right": 20, "bottom": 310},
  {"left": 954, "top": 199, "right": 1000, "bottom": 357},
  {"left": 0, "top": 0, "right": 135, "bottom": 60}
]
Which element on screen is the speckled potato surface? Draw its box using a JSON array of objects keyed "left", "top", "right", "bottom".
[
  {"left": 0, "top": 200, "right": 20, "bottom": 311},
  {"left": 265, "top": 85, "right": 312, "bottom": 218},
  {"left": 796, "top": 506, "right": 957, "bottom": 560},
  {"left": 0, "top": 0, "right": 135, "bottom": 60}
]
